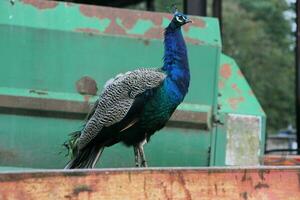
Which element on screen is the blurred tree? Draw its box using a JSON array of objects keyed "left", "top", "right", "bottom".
[{"left": 221, "top": 0, "right": 295, "bottom": 133}]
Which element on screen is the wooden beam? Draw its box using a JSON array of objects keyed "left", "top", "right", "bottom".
[{"left": 0, "top": 167, "right": 300, "bottom": 200}]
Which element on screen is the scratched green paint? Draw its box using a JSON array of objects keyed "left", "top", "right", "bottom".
[
  {"left": 0, "top": 2, "right": 110, "bottom": 32},
  {"left": 0, "top": 1, "right": 220, "bottom": 47},
  {"left": 116, "top": 18, "right": 155, "bottom": 35},
  {"left": 211, "top": 54, "right": 266, "bottom": 166},
  {"left": 218, "top": 54, "right": 265, "bottom": 116}
]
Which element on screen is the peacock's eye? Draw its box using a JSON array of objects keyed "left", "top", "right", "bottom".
[{"left": 176, "top": 15, "right": 184, "bottom": 23}]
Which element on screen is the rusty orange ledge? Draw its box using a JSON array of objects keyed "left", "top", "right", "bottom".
[
  {"left": 264, "top": 155, "right": 300, "bottom": 166},
  {"left": 0, "top": 166, "right": 300, "bottom": 200}
]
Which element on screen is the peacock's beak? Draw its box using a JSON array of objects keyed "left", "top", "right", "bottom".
[{"left": 186, "top": 18, "right": 193, "bottom": 23}]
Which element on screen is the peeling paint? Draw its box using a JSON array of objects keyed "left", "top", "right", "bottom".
[
  {"left": 185, "top": 37, "right": 204, "bottom": 45},
  {"left": 21, "top": 0, "right": 58, "bottom": 10},
  {"left": 231, "top": 83, "right": 242, "bottom": 94},
  {"left": 228, "top": 97, "right": 245, "bottom": 110},
  {"left": 218, "top": 55, "right": 265, "bottom": 116},
  {"left": 183, "top": 17, "right": 206, "bottom": 32},
  {"left": 76, "top": 76, "right": 98, "bottom": 96},
  {"left": 78, "top": 4, "right": 204, "bottom": 44},
  {"left": 220, "top": 64, "right": 231, "bottom": 79},
  {"left": 218, "top": 81, "right": 225, "bottom": 89}
]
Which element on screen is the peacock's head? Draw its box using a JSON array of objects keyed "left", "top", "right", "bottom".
[{"left": 171, "top": 6, "right": 192, "bottom": 27}]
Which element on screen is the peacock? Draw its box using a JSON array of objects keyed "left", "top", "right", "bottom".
[{"left": 64, "top": 8, "right": 192, "bottom": 169}]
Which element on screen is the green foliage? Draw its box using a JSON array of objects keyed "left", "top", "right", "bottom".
[
  {"left": 222, "top": 0, "right": 295, "bottom": 133},
  {"left": 127, "top": 0, "right": 183, "bottom": 12},
  {"left": 154, "top": 0, "right": 183, "bottom": 12}
]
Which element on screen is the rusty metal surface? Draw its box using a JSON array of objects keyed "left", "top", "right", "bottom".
[
  {"left": 0, "top": 167, "right": 300, "bottom": 200},
  {"left": 77, "top": 4, "right": 205, "bottom": 44},
  {"left": 264, "top": 155, "right": 300, "bottom": 166},
  {"left": 0, "top": 94, "right": 209, "bottom": 129},
  {"left": 21, "top": 0, "right": 58, "bottom": 10},
  {"left": 76, "top": 76, "right": 98, "bottom": 95},
  {"left": 13, "top": 0, "right": 217, "bottom": 47},
  {"left": 218, "top": 55, "right": 265, "bottom": 116}
]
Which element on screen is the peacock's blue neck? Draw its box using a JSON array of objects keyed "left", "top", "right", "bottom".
[{"left": 162, "top": 23, "right": 190, "bottom": 99}]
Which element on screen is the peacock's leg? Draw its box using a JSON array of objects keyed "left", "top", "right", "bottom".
[
  {"left": 133, "top": 145, "right": 141, "bottom": 167},
  {"left": 138, "top": 139, "right": 148, "bottom": 167}
]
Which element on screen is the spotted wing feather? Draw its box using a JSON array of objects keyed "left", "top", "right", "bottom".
[{"left": 77, "top": 68, "right": 166, "bottom": 149}]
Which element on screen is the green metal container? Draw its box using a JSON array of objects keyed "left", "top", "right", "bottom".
[{"left": 0, "top": 0, "right": 265, "bottom": 170}]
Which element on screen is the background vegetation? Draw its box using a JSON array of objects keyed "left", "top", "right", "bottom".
[{"left": 221, "top": 0, "right": 295, "bottom": 134}]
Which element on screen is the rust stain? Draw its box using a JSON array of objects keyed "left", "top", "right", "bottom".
[
  {"left": 232, "top": 83, "right": 237, "bottom": 89},
  {"left": 78, "top": 4, "right": 205, "bottom": 43},
  {"left": 144, "top": 27, "right": 164, "bottom": 39},
  {"left": 1, "top": 168, "right": 300, "bottom": 199},
  {"left": 264, "top": 155, "right": 300, "bottom": 166},
  {"left": 298, "top": 173, "right": 300, "bottom": 188},
  {"left": 75, "top": 28, "right": 100, "bottom": 34},
  {"left": 240, "top": 192, "right": 248, "bottom": 200},
  {"left": 73, "top": 184, "right": 93, "bottom": 195},
  {"left": 254, "top": 182, "right": 269, "bottom": 190},
  {"left": 231, "top": 83, "right": 242, "bottom": 94},
  {"left": 241, "top": 170, "right": 247, "bottom": 182},
  {"left": 218, "top": 81, "right": 225, "bottom": 89},
  {"left": 185, "top": 37, "right": 203, "bottom": 45},
  {"left": 228, "top": 97, "right": 244, "bottom": 109},
  {"left": 214, "top": 184, "right": 218, "bottom": 195},
  {"left": 182, "top": 17, "right": 206, "bottom": 32},
  {"left": 105, "top": 20, "right": 127, "bottom": 36},
  {"left": 83, "top": 95, "right": 91, "bottom": 103},
  {"left": 177, "top": 172, "right": 192, "bottom": 200},
  {"left": 79, "top": 5, "right": 166, "bottom": 37},
  {"left": 21, "top": 0, "right": 58, "bottom": 10},
  {"left": 76, "top": 76, "right": 98, "bottom": 95},
  {"left": 143, "top": 177, "right": 149, "bottom": 200},
  {"left": 220, "top": 64, "right": 231, "bottom": 79},
  {"left": 258, "top": 170, "right": 266, "bottom": 181}
]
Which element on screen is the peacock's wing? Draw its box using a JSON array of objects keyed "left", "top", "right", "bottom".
[{"left": 76, "top": 68, "right": 166, "bottom": 149}]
